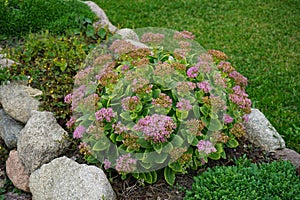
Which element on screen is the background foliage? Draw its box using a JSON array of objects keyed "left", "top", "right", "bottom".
[{"left": 0, "top": 0, "right": 96, "bottom": 38}]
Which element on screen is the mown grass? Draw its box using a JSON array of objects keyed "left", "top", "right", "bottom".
[{"left": 89, "top": 0, "right": 300, "bottom": 152}]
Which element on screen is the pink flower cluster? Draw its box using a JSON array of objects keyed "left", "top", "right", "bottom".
[
  {"left": 197, "top": 81, "right": 212, "bottom": 93},
  {"left": 176, "top": 81, "right": 196, "bottom": 93},
  {"left": 73, "top": 125, "right": 86, "bottom": 139},
  {"left": 217, "top": 61, "right": 235, "bottom": 73},
  {"left": 109, "top": 39, "right": 137, "bottom": 54},
  {"left": 115, "top": 154, "right": 137, "bottom": 173},
  {"left": 152, "top": 93, "right": 173, "bottom": 108},
  {"left": 223, "top": 114, "right": 234, "bottom": 124},
  {"left": 74, "top": 67, "right": 94, "bottom": 85},
  {"left": 214, "top": 73, "right": 227, "bottom": 88},
  {"left": 131, "top": 77, "right": 153, "bottom": 94},
  {"left": 196, "top": 61, "right": 212, "bottom": 73},
  {"left": 176, "top": 99, "right": 192, "bottom": 111},
  {"left": 174, "top": 30, "right": 195, "bottom": 40},
  {"left": 66, "top": 116, "right": 76, "bottom": 128},
  {"left": 196, "top": 140, "right": 217, "bottom": 155},
  {"left": 95, "top": 107, "right": 115, "bottom": 122},
  {"left": 121, "top": 96, "right": 140, "bottom": 111},
  {"left": 229, "top": 86, "right": 252, "bottom": 109},
  {"left": 141, "top": 32, "right": 165, "bottom": 43},
  {"left": 134, "top": 114, "right": 176, "bottom": 143},
  {"left": 229, "top": 71, "right": 248, "bottom": 86},
  {"left": 69, "top": 85, "right": 87, "bottom": 111},
  {"left": 153, "top": 62, "right": 175, "bottom": 77},
  {"left": 103, "top": 159, "right": 111, "bottom": 170},
  {"left": 64, "top": 93, "right": 73, "bottom": 104},
  {"left": 113, "top": 121, "right": 129, "bottom": 134},
  {"left": 187, "top": 66, "right": 199, "bottom": 78}
]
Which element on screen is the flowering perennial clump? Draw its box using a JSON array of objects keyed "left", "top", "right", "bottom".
[{"left": 65, "top": 28, "right": 252, "bottom": 185}]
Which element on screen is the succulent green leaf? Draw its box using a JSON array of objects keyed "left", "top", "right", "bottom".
[
  {"left": 193, "top": 104, "right": 201, "bottom": 119},
  {"left": 137, "top": 138, "right": 152, "bottom": 148},
  {"left": 226, "top": 138, "right": 239, "bottom": 148},
  {"left": 164, "top": 166, "right": 176, "bottom": 186},
  {"left": 168, "top": 161, "right": 183, "bottom": 172},
  {"left": 171, "top": 135, "right": 184, "bottom": 147},
  {"left": 120, "top": 111, "right": 131, "bottom": 121},
  {"left": 208, "top": 152, "right": 221, "bottom": 160},
  {"left": 208, "top": 118, "right": 223, "bottom": 131},
  {"left": 92, "top": 140, "right": 110, "bottom": 151}
]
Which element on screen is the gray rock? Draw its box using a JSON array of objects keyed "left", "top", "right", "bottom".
[
  {"left": 0, "top": 53, "right": 6, "bottom": 59},
  {"left": 125, "top": 39, "right": 149, "bottom": 49},
  {"left": 274, "top": 148, "right": 300, "bottom": 171},
  {"left": 17, "top": 111, "right": 70, "bottom": 173},
  {"left": 6, "top": 150, "right": 30, "bottom": 192},
  {"left": 0, "top": 58, "right": 16, "bottom": 69},
  {"left": 0, "top": 83, "right": 41, "bottom": 123},
  {"left": 0, "top": 109, "right": 24, "bottom": 149},
  {"left": 29, "top": 156, "right": 116, "bottom": 200},
  {"left": 82, "top": 1, "right": 118, "bottom": 33},
  {"left": 116, "top": 28, "right": 139, "bottom": 41},
  {"left": 244, "top": 108, "right": 285, "bottom": 152}
]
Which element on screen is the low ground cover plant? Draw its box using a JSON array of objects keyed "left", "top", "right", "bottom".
[
  {"left": 0, "top": 0, "right": 96, "bottom": 38},
  {"left": 184, "top": 157, "right": 300, "bottom": 200},
  {"left": 65, "top": 28, "right": 252, "bottom": 185}
]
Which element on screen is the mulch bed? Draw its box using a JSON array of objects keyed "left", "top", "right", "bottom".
[{"left": 0, "top": 138, "right": 277, "bottom": 200}]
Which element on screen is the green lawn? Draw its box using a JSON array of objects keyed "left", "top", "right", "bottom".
[{"left": 89, "top": 0, "right": 300, "bottom": 152}]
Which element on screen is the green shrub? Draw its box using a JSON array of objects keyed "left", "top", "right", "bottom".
[
  {"left": 184, "top": 159, "right": 300, "bottom": 200},
  {"left": 66, "top": 28, "right": 252, "bottom": 185},
  {"left": 6, "top": 31, "right": 90, "bottom": 124},
  {"left": 0, "top": 0, "right": 96, "bottom": 38}
]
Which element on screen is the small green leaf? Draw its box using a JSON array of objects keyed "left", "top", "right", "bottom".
[
  {"left": 226, "top": 138, "right": 239, "bottom": 148},
  {"left": 76, "top": 114, "right": 90, "bottom": 122},
  {"left": 120, "top": 112, "right": 131, "bottom": 121},
  {"left": 92, "top": 140, "right": 110, "bottom": 151},
  {"left": 104, "top": 123, "right": 112, "bottom": 130},
  {"left": 152, "top": 89, "right": 161, "bottom": 98},
  {"left": 116, "top": 135, "right": 124, "bottom": 142},
  {"left": 200, "top": 105, "right": 209, "bottom": 116},
  {"left": 154, "top": 152, "right": 168, "bottom": 164},
  {"left": 208, "top": 119, "right": 223, "bottom": 131},
  {"left": 164, "top": 166, "right": 176, "bottom": 186},
  {"left": 215, "top": 143, "right": 224, "bottom": 153},
  {"left": 172, "top": 135, "right": 184, "bottom": 147},
  {"left": 140, "top": 161, "right": 152, "bottom": 169},
  {"left": 193, "top": 104, "right": 201, "bottom": 119},
  {"left": 137, "top": 138, "right": 152, "bottom": 148},
  {"left": 162, "top": 142, "right": 173, "bottom": 153},
  {"left": 85, "top": 155, "right": 99, "bottom": 164},
  {"left": 132, "top": 173, "right": 139, "bottom": 179},
  {"left": 153, "top": 143, "right": 163, "bottom": 154},
  {"left": 97, "top": 28, "right": 106, "bottom": 39},
  {"left": 109, "top": 134, "right": 117, "bottom": 143},
  {"left": 142, "top": 172, "right": 155, "bottom": 184},
  {"left": 208, "top": 152, "right": 221, "bottom": 160},
  {"left": 168, "top": 161, "right": 183, "bottom": 172}
]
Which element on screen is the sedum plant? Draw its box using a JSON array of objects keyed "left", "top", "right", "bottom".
[
  {"left": 184, "top": 158, "right": 300, "bottom": 200},
  {"left": 65, "top": 28, "right": 252, "bottom": 185}
]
